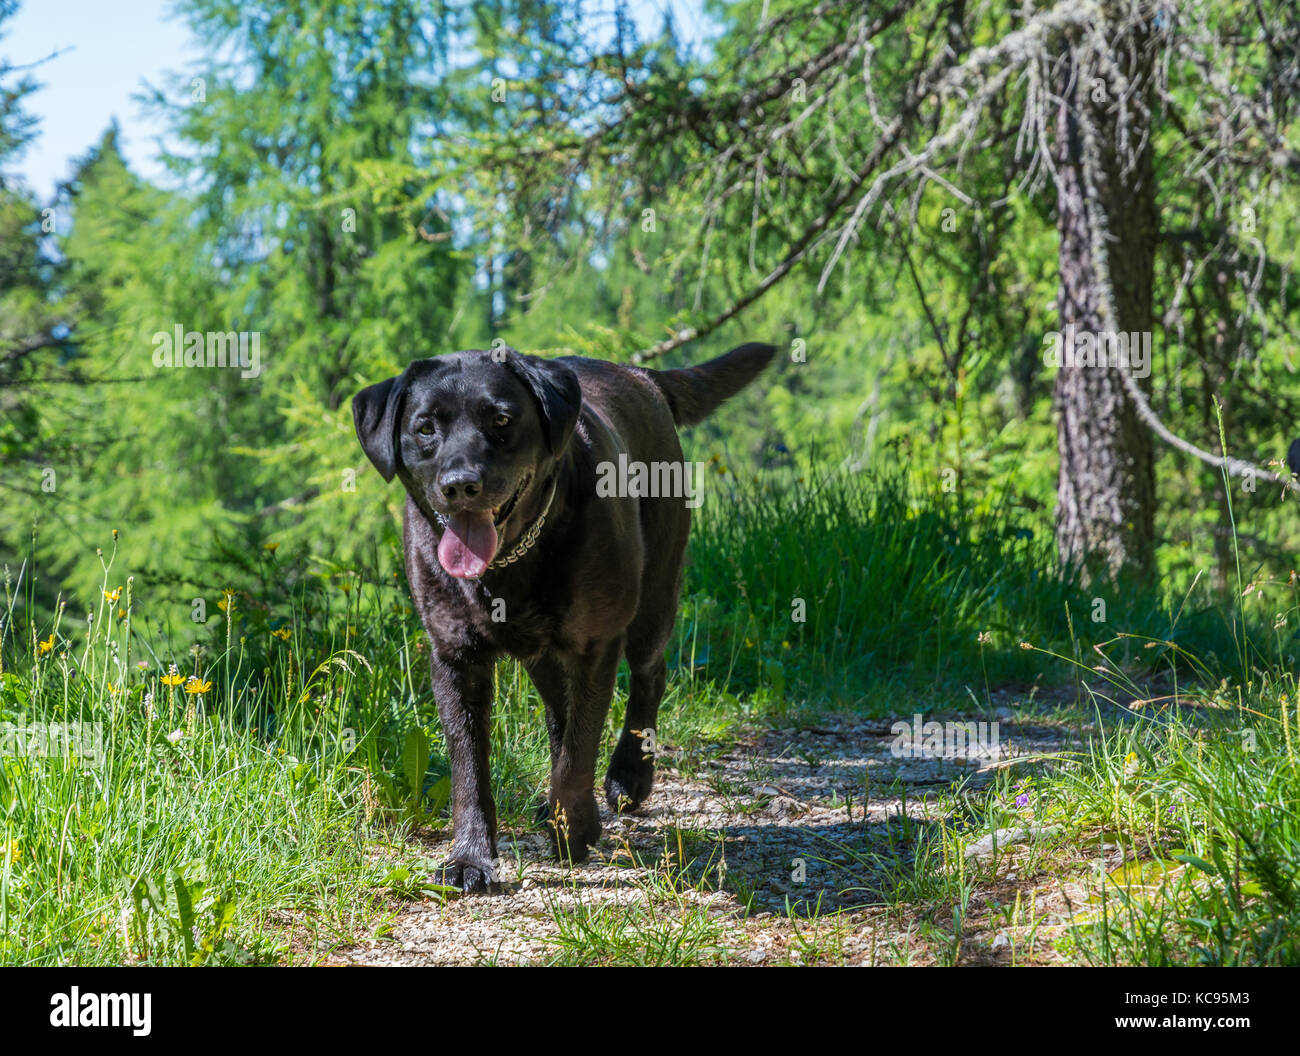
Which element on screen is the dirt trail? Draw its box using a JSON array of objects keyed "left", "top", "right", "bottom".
[{"left": 326, "top": 707, "right": 1080, "bottom": 966}]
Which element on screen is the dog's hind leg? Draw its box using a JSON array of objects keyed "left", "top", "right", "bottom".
[
  {"left": 605, "top": 570, "right": 681, "bottom": 814},
  {"left": 525, "top": 653, "right": 569, "bottom": 771},
  {"left": 604, "top": 649, "right": 667, "bottom": 814},
  {"left": 605, "top": 485, "right": 690, "bottom": 813},
  {"left": 524, "top": 653, "right": 569, "bottom": 824},
  {"left": 548, "top": 636, "right": 622, "bottom": 861}
]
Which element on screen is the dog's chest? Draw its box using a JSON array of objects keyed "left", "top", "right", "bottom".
[
  {"left": 463, "top": 587, "right": 559, "bottom": 658},
  {"left": 410, "top": 572, "right": 562, "bottom": 661}
]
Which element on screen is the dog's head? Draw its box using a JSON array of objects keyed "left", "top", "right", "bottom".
[{"left": 353, "top": 348, "right": 582, "bottom": 579}]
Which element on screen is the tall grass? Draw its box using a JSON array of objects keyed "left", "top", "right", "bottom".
[
  {"left": 685, "top": 461, "right": 1248, "bottom": 707},
  {"left": 0, "top": 549, "right": 387, "bottom": 964}
]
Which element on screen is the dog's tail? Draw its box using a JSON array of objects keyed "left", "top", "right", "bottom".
[{"left": 645, "top": 342, "right": 776, "bottom": 427}]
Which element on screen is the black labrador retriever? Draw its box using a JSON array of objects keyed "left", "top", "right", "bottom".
[{"left": 353, "top": 342, "right": 774, "bottom": 892}]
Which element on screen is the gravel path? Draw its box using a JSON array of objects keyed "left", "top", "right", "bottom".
[{"left": 326, "top": 706, "right": 1078, "bottom": 966}]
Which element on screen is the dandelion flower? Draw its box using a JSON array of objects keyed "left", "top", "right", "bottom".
[
  {"left": 160, "top": 664, "right": 184, "bottom": 688},
  {"left": 184, "top": 677, "right": 212, "bottom": 695}
]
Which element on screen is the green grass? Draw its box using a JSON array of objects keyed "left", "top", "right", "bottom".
[
  {"left": 2, "top": 464, "right": 1297, "bottom": 965},
  {"left": 685, "top": 458, "right": 1250, "bottom": 708},
  {"left": 860, "top": 649, "right": 1300, "bottom": 965},
  {"left": 1039, "top": 679, "right": 1300, "bottom": 966}
]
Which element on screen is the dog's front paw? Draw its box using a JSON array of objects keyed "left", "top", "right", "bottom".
[{"left": 437, "top": 853, "right": 498, "bottom": 895}]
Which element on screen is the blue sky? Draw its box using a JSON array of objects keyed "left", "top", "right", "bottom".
[
  {"left": 3, "top": 0, "right": 714, "bottom": 203},
  {"left": 4, "top": 0, "right": 197, "bottom": 199}
]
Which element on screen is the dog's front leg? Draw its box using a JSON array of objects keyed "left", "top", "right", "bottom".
[{"left": 430, "top": 654, "right": 498, "bottom": 893}]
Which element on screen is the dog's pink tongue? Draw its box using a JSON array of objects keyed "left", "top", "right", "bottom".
[{"left": 437, "top": 512, "right": 498, "bottom": 578}]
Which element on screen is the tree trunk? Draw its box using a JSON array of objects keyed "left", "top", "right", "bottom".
[{"left": 1052, "top": 6, "right": 1158, "bottom": 583}]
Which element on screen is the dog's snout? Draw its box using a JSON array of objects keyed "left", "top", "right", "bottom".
[{"left": 438, "top": 467, "right": 483, "bottom": 502}]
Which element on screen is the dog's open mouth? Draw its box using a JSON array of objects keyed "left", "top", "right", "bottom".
[
  {"left": 491, "top": 471, "right": 531, "bottom": 528},
  {"left": 437, "top": 473, "right": 532, "bottom": 579}
]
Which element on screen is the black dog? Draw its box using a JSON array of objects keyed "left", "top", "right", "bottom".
[{"left": 353, "top": 342, "right": 774, "bottom": 892}]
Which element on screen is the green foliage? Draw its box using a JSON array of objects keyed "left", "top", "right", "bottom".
[{"left": 3, "top": 0, "right": 1300, "bottom": 967}]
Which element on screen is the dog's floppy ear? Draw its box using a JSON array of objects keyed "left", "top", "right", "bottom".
[
  {"left": 507, "top": 351, "right": 582, "bottom": 456},
  {"left": 352, "top": 372, "right": 407, "bottom": 482}
]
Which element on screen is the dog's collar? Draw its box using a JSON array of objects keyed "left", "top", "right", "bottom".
[
  {"left": 488, "top": 475, "right": 557, "bottom": 569},
  {"left": 432, "top": 475, "right": 557, "bottom": 572}
]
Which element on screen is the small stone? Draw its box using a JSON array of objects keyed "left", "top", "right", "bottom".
[
  {"left": 964, "top": 827, "right": 1030, "bottom": 860},
  {"left": 965, "top": 825, "right": 1058, "bottom": 860}
]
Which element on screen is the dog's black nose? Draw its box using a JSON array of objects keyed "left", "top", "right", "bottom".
[{"left": 439, "top": 468, "right": 482, "bottom": 502}]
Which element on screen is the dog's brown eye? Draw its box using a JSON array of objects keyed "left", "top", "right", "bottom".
[{"left": 493, "top": 413, "right": 511, "bottom": 428}]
